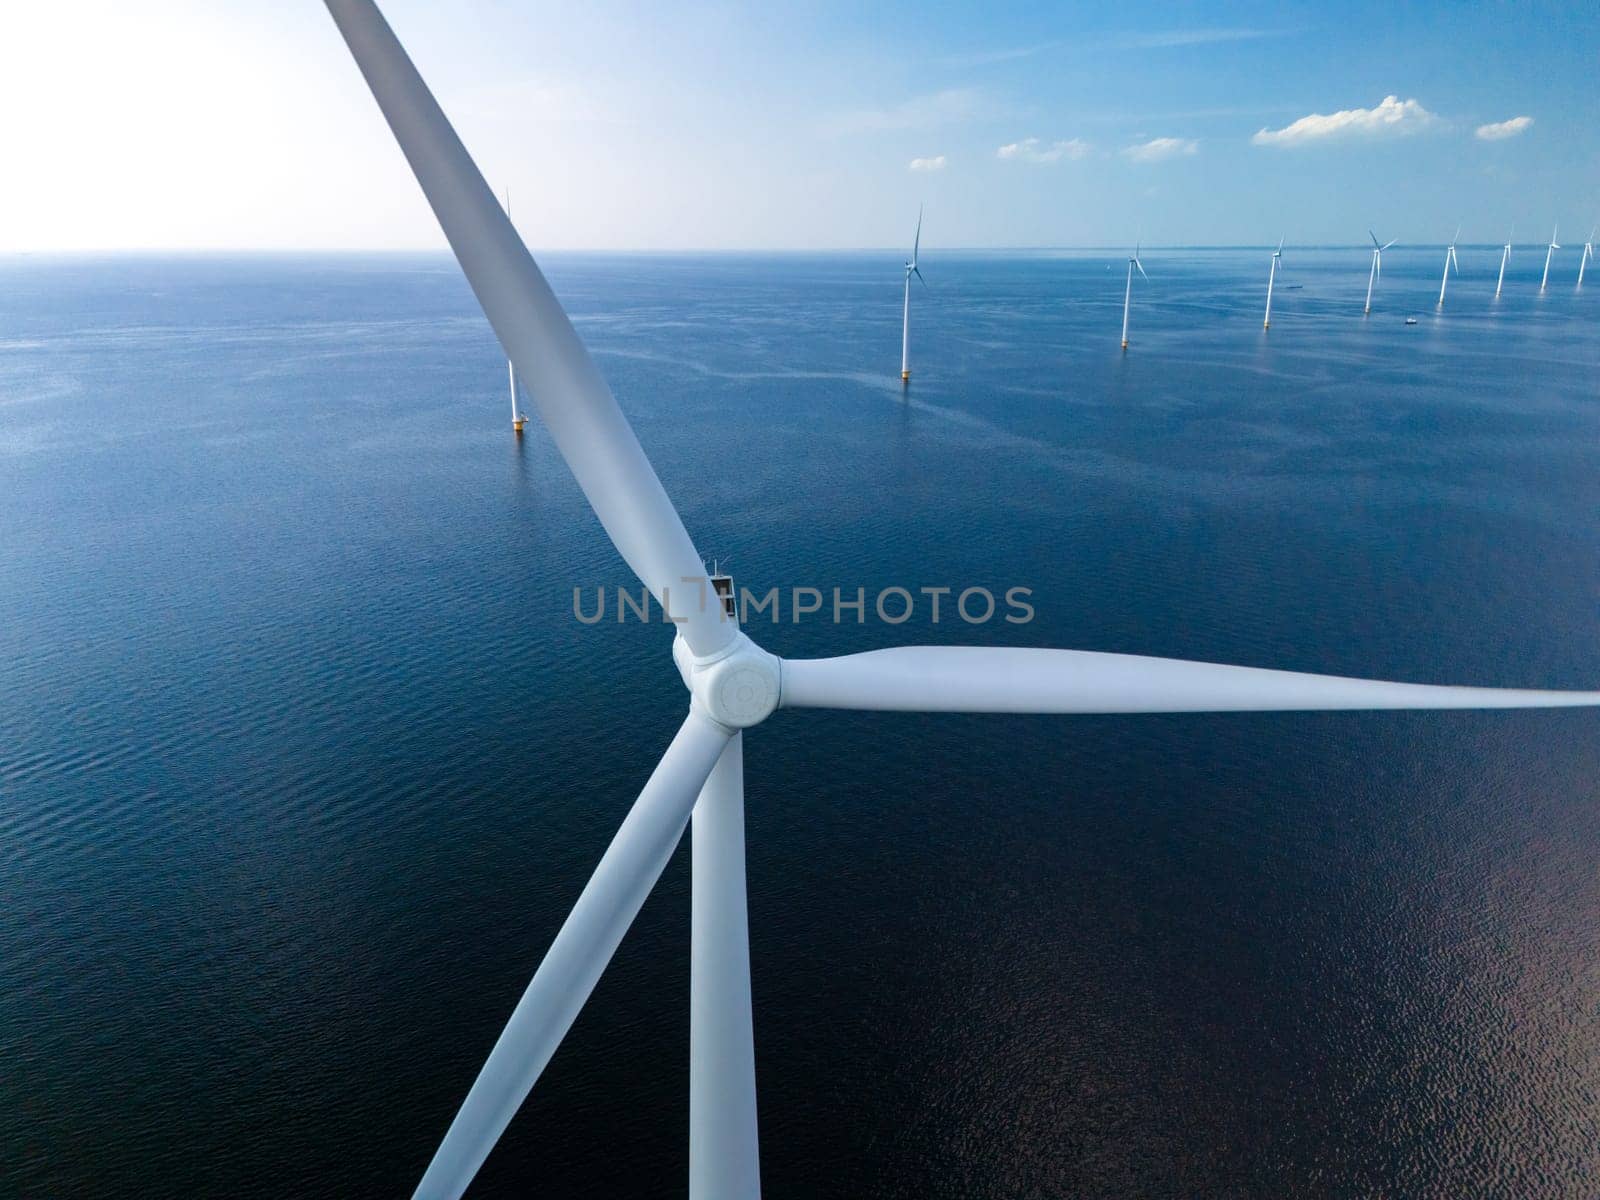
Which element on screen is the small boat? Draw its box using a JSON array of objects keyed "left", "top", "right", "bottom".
[{"left": 1404, "top": 317, "right": 1418, "bottom": 325}]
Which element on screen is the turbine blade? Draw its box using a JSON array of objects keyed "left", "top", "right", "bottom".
[
  {"left": 412, "top": 709, "right": 733, "bottom": 1200},
  {"left": 1135, "top": 258, "right": 1149, "bottom": 281},
  {"left": 690, "top": 734, "right": 761, "bottom": 1199},
  {"left": 1382, "top": 239, "right": 1397, "bottom": 250},
  {"left": 913, "top": 264, "right": 926, "bottom": 285},
  {"left": 778, "top": 646, "right": 1600, "bottom": 715},
  {"left": 1370, "top": 230, "right": 1380, "bottom": 248},
  {"left": 324, "top": 0, "right": 733, "bottom": 658},
  {"left": 913, "top": 204, "right": 922, "bottom": 263}
]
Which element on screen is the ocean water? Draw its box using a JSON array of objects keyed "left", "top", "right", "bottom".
[{"left": 2, "top": 248, "right": 1598, "bottom": 1198}]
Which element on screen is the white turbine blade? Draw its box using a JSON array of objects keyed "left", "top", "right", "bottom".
[
  {"left": 1135, "top": 258, "right": 1149, "bottom": 281},
  {"left": 1452, "top": 223, "right": 1461, "bottom": 246},
  {"left": 690, "top": 733, "right": 761, "bottom": 1199},
  {"left": 779, "top": 646, "right": 1600, "bottom": 714},
  {"left": 325, "top": 0, "right": 733, "bottom": 657},
  {"left": 1382, "top": 239, "right": 1397, "bottom": 251},
  {"left": 911, "top": 204, "right": 923, "bottom": 266},
  {"left": 1370, "top": 230, "right": 1381, "bottom": 249},
  {"left": 411, "top": 708, "right": 732, "bottom": 1200}
]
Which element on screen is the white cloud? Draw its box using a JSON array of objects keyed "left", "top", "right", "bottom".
[
  {"left": 1121, "top": 136, "right": 1198, "bottom": 163},
  {"left": 1476, "top": 115, "right": 1533, "bottom": 141},
  {"left": 908, "top": 155, "right": 947, "bottom": 172},
  {"left": 997, "top": 137, "right": 1091, "bottom": 163},
  {"left": 829, "top": 88, "right": 992, "bottom": 134},
  {"left": 1252, "top": 95, "right": 1436, "bottom": 146},
  {"left": 944, "top": 27, "right": 1286, "bottom": 65}
]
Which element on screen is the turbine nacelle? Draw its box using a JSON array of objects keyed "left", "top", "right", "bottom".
[{"left": 673, "top": 631, "right": 782, "bottom": 729}]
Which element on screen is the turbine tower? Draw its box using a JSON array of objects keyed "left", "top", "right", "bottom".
[
  {"left": 1579, "top": 227, "right": 1595, "bottom": 288},
  {"left": 1541, "top": 225, "right": 1560, "bottom": 292},
  {"left": 1364, "top": 231, "right": 1395, "bottom": 315},
  {"left": 900, "top": 207, "right": 923, "bottom": 383},
  {"left": 1495, "top": 225, "right": 1513, "bottom": 299},
  {"left": 322, "top": 5, "right": 1600, "bottom": 1197},
  {"left": 1121, "top": 242, "right": 1148, "bottom": 350},
  {"left": 1437, "top": 225, "right": 1460, "bottom": 307},
  {"left": 1263, "top": 237, "right": 1283, "bottom": 330},
  {"left": 505, "top": 188, "right": 527, "bottom": 434}
]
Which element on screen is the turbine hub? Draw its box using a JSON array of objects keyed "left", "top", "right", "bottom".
[{"left": 674, "top": 631, "right": 781, "bottom": 729}]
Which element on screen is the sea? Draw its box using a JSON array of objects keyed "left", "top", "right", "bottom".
[{"left": 2, "top": 247, "right": 1598, "bottom": 1198}]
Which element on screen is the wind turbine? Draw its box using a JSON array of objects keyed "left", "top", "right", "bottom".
[
  {"left": 1541, "top": 225, "right": 1560, "bottom": 292},
  {"left": 1579, "top": 226, "right": 1595, "bottom": 287},
  {"left": 323, "top": 4, "right": 1600, "bottom": 1197},
  {"left": 505, "top": 188, "right": 527, "bottom": 434},
  {"left": 1495, "top": 225, "right": 1513, "bottom": 299},
  {"left": 1364, "top": 231, "right": 1396, "bottom": 315},
  {"left": 1120, "top": 242, "right": 1148, "bottom": 350},
  {"left": 1437, "top": 225, "right": 1460, "bottom": 307},
  {"left": 1263, "top": 237, "right": 1283, "bottom": 330},
  {"left": 900, "top": 207, "right": 924, "bottom": 383}
]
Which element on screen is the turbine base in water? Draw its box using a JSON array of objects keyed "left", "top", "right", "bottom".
[
  {"left": 900, "top": 370, "right": 909, "bottom": 382},
  {"left": 513, "top": 416, "right": 527, "bottom": 434}
]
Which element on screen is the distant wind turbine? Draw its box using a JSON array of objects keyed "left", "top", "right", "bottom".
[
  {"left": 1541, "top": 225, "right": 1559, "bottom": 292},
  {"left": 505, "top": 189, "right": 527, "bottom": 434},
  {"left": 1263, "top": 237, "right": 1283, "bottom": 329},
  {"left": 1121, "top": 242, "right": 1148, "bottom": 350},
  {"left": 1436, "top": 225, "right": 1460, "bottom": 307},
  {"left": 1365, "top": 231, "right": 1396, "bottom": 315},
  {"left": 1495, "top": 225, "right": 1513, "bottom": 299},
  {"left": 900, "top": 207, "right": 924, "bottom": 383},
  {"left": 1579, "top": 227, "right": 1595, "bottom": 288}
]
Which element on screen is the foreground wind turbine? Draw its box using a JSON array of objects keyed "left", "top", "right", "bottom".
[
  {"left": 1365, "top": 231, "right": 1396, "bottom": 315},
  {"left": 323, "top": 5, "right": 1600, "bottom": 1196},
  {"left": 1495, "top": 225, "right": 1513, "bottom": 299},
  {"left": 1121, "top": 242, "right": 1148, "bottom": 350},
  {"left": 504, "top": 189, "right": 527, "bottom": 434},
  {"left": 1263, "top": 237, "right": 1284, "bottom": 329},
  {"left": 1437, "top": 225, "right": 1460, "bottom": 307},
  {"left": 1541, "top": 225, "right": 1560, "bottom": 292},
  {"left": 900, "top": 207, "right": 924, "bottom": 383},
  {"left": 1579, "top": 227, "right": 1595, "bottom": 288}
]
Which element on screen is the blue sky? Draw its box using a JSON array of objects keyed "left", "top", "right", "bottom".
[{"left": 2, "top": 1, "right": 1595, "bottom": 250}]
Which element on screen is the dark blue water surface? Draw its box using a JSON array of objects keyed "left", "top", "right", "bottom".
[{"left": 3, "top": 249, "right": 1598, "bottom": 1198}]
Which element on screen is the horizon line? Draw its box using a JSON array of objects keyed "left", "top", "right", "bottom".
[{"left": 0, "top": 242, "right": 1558, "bottom": 257}]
